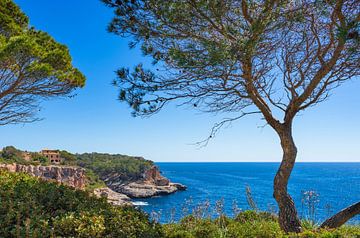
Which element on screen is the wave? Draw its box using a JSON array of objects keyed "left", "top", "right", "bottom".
[{"left": 132, "top": 201, "right": 149, "bottom": 206}]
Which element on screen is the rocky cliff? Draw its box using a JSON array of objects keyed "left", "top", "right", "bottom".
[
  {"left": 93, "top": 187, "right": 132, "bottom": 206},
  {"left": 0, "top": 163, "right": 86, "bottom": 189},
  {"left": 0, "top": 163, "right": 186, "bottom": 205},
  {"left": 103, "top": 165, "right": 186, "bottom": 198}
]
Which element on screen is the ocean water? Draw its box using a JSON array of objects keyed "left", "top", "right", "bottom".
[{"left": 135, "top": 163, "right": 360, "bottom": 224}]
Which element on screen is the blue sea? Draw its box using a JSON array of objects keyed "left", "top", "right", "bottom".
[{"left": 135, "top": 163, "right": 360, "bottom": 224}]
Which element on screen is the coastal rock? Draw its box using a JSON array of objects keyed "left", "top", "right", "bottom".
[
  {"left": 142, "top": 165, "right": 170, "bottom": 186},
  {"left": 93, "top": 187, "right": 132, "bottom": 206},
  {"left": 105, "top": 165, "right": 187, "bottom": 198},
  {"left": 0, "top": 163, "right": 86, "bottom": 189}
]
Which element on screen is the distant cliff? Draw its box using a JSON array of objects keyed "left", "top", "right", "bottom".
[
  {"left": 0, "top": 163, "right": 186, "bottom": 205},
  {"left": 0, "top": 147, "right": 186, "bottom": 205},
  {"left": 0, "top": 163, "right": 86, "bottom": 189},
  {"left": 103, "top": 165, "right": 186, "bottom": 198}
]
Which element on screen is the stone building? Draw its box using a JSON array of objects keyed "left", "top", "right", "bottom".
[{"left": 40, "top": 149, "right": 63, "bottom": 164}]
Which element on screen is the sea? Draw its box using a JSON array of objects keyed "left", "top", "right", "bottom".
[{"left": 134, "top": 162, "right": 360, "bottom": 224}]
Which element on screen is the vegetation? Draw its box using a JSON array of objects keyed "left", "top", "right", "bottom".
[
  {"left": 75, "top": 152, "right": 153, "bottom": 182},
  {"left": 103, "top": 0, "right": 360, "bottom": 232},
  {"left": 0, "top": 170, "right": 162, "bottom": 238},
  {"left": 0, "top": 146, "right": 49, "bottom": 165},
  {"left": 0, "top": 171, "right": 358, "bottom": 238},
  {"left": 163, "top": 212, "right": 360, "bottom": 238},
  {"left": 0, "top": 0, "right": 85, "bottom": 125},
  {"left": 0, "top": 152, "right": 359, "bottom": 237},
  {"left": 0, "top": 146, "right": 154, "bottom": 190}
]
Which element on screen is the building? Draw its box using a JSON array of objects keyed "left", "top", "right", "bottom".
[{"left": 40, "top": 149, "right": 63, "bottom": 164}]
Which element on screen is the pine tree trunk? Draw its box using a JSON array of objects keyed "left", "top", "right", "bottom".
[
  {"left": 273, "top": 123, "right": 302, "bottom": 233},
  {"left": 320, "top": 201, "right": 360, "bottom": 229}
]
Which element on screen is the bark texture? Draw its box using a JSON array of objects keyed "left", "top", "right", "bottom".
[
  {"left": 320, "top": 201, "right": 360, "bottom": 229},
  {"left": 273, "top": 124, "right": 302, "bottom": 233}
]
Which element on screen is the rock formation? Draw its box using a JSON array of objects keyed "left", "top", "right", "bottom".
[
  {"left": 0, "top": 163, "right": 186, "bottom": 206},
  {"left": 0, "top": 163, "right": 86, "bottom": 189},
  {"left": 103, "top": 165, "right": 186, "bottom": 198},
  {"left": 93, "top": 187, "right": 132, "bottom": 206}
]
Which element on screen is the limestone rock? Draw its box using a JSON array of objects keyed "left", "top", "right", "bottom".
[
  {"left": 93, "top": 187, "right": 132, "bottom": 206},
  {"left": 0, "top": 163, "right": 86, "bottom": 189},
  {"left": 104, "top": 165, "right": 187, "bottom": 198}
]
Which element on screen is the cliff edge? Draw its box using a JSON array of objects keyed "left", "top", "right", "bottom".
[
  {"left": 0, "top": 163, "right": 186, "bottom": 205},
  {"left": 0, "top": 163, "right": 86, "bottom": 189},
  {"left": 103, "top": 165, "right": 187, "bottom": 198}
]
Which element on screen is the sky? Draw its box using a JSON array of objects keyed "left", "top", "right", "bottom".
[{"left": 1, "top": 0, "right": 359, "bottom": 162}]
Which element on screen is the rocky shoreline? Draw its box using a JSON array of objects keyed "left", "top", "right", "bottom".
[
  {"left": 104, "top": 165, "right": 186, "bottom": 199},
  {"left": 0, "top": 163, "right": 186, "bottom": 206},
  {"left": 93, "top": 187, "right": 132, "bottom": 206}
]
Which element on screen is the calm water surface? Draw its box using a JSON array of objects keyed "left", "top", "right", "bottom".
[{"left": 135, "top": 163, "right": 360, "bottom": 224}]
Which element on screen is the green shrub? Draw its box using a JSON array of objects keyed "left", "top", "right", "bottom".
[
  {"left": 227, "top": 219, "right": 283, "bottom": 238},
  {"left": 103, "top": 206, "right": 163, "bottom": 238},
  {"left": 0, "top": 170, "right": 162, "bottom": 238},
  {"left": 30, "top": 153, "right": 49, "bottom": 165},
  {"left": 164, "top": 217, "right": 221, "bottom": 238},
  {"left": 60, "top": 150, "right": 77, "bottom": 165},
  {"left": 0, "top": 146, "right": 27, "bottom": 164},
  {"left": 288, "top": 226, "right": 360, "bottom": 238},
  {"left": 53, "top": 212, "right": 106, "bottom": 238},
  {"left": 75, "top": 152, "right": 153, "bottom": 182},
  {"left": 163, "top": 211, "right": 360, "bottom": 238},
  {"left": 235, "top": 210, "right": 277, "bottom": 223},
  {"left": 84, "top": 169, "right": 106, "bottom": 191}
]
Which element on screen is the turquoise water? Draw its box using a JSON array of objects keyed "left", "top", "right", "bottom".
[{"left": 135, "top": 163, "right": 360, "bottom": 224}]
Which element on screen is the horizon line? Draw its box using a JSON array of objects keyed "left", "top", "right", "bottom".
[{"left": 153, "top": 161, "right": 360, "bottom": 163}]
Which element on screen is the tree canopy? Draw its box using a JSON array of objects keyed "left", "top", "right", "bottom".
[
  {"left": 0, "top": 0, "right": 85, "bottom": 125},
  {"left": 104, "top": 0, "right": 359, "bottom": 126}
]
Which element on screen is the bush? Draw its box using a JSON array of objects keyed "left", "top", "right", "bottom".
[
  {"left": 53, "top": 212, "right": 106, "bottom": 238},
  {"left": 226, "top": 219, "right": 283, "bottom": 238},
  {"left": 60, "top": 150, "right": 77, "bottom": 165},
  {"left": 235, "top": 210, "right": 277, "bottom": 223},
  {"left": 0, "top": 170, "right": 162, "bottom": 238},
  {"left": 75, "top": 152, "right": 153, "bottom": 182},
  {"left": 30, "top": 153, "right": 49, "bottom": 165},
  {"left": 164, "top": 216, "right": 221, "bottom": 238},
  {"left": 0, "top": 146, "right": 26, "bottom": 164},
  {"left": 163, "top": 210, "right": 360, "bottom": 238}
]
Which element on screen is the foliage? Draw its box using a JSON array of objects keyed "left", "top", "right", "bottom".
[
  {"left": 0, "top": 146, "right": 48, "bottom": 165},
  {"left": 60, "top": 150, "right": 77, "bottom": 165},
  {"left": 163, "top": 211, "right": 360, "bottom": 238},
  {"left": 0, "top": 0, "right": 28, "bottom": 37},
  {"left": 30, "top": 153, "right": 49, "bottom": 165},
  {"left": 84, "top": 169, "right": 106, "bottom": 191},
  {"left": 0, "top": 0, "right": 85, "bottom": 125},
  {"left": 0, "top": 170, "right": 359, "bottom": 237},
  {"left": 102, "top": 0, "right": 359, "bottom": 119},
  {"left": 0, "top": 146, "right": 153, "bottom": 190},
  {"left": 53, "top": 212, "right": 106, "bottom": 238},
  {"left": 75, "top": 152, "right": 154, "bottom": 182},
  {"left": 235, "top": 210, "right": 277, "bottom": 223},
  {"left": 0, "top": 170, "right": 162, "bottom": 238},
  {"left": 0, "top": 146, "right": 24, "bottom": 163}
]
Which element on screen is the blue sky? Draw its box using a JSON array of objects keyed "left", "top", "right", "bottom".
[{"left": 1, "top": 0, "right": 359, "bottom": 162}]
